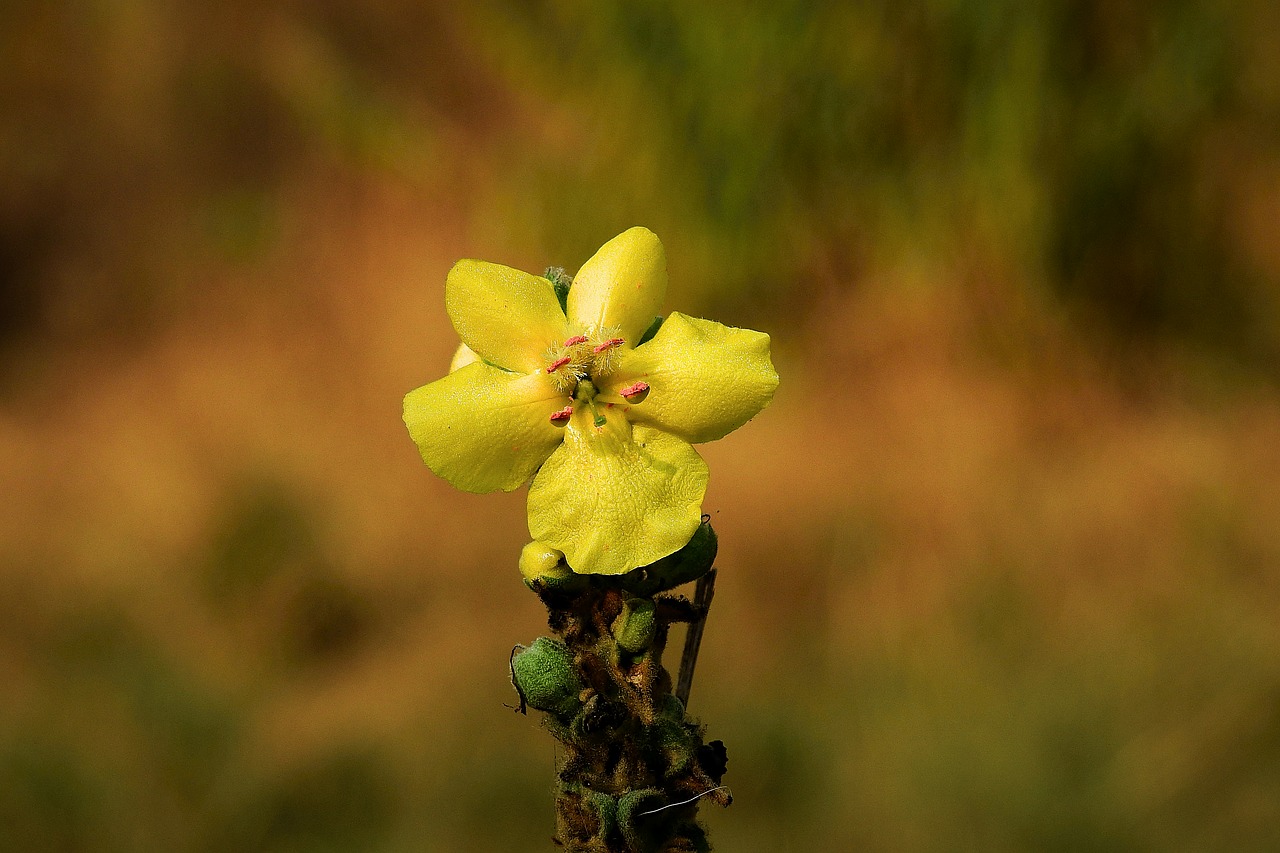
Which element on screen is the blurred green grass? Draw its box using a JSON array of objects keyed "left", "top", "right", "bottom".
[{"left": 2, "top": 1, "right": 1280, "bottom": 850}]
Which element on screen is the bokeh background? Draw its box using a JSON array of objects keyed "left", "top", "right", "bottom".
[{"left": 4, "top": 1, "right": 1280, "bottom": 850}]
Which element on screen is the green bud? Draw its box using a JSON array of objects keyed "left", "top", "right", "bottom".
[
  {"left": 555, "top": 782, "right": 616, "bottom": 844},
  {"left": 611, "top": 597, "right": 656, "bottom": 653},
  {"left": 622, "top": 519, "right": 718, "bottom": 595},
  {"left": 584, "top": 787, "right": 617, "bottom": 841},
  {"left": 544, "top": 267, "right": 572, "bottom": 312},
  {"left": 511, "top": 637, "right": 583, "bottom": 718},
  {"left": 618, "top": 788, "right": 665, "bottom": 851},
  {"left": 519, "top": 541, "right": 586, "bottom": 593}
]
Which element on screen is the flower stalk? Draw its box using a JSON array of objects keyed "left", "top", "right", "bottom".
[{"left": 514, "top": 522, "right": 730, "bottom": 852}]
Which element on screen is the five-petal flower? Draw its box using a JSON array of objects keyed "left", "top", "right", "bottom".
[{"left": 403, "top": 227, "right": 778, "bottom": 575}]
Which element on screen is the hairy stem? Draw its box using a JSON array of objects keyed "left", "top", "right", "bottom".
[{"left": 515, "top": 579, "right": 730, "bottom": 852}]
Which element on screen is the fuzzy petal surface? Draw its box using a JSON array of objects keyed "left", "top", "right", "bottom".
[
  {"left": 600, "top": 312, "right": 778, "bottom": 444},
  {"left": 403, "top": 362, "right": 567, "bottom": 493},
  {"left": 527, "top": 407, "right": 707, "bottom": 575},
  {"left": 446, "top": 260, "right": 568, "bottom": 373},
  {"left": 566, "top": 227, "right": 667, "bottom": 347}
]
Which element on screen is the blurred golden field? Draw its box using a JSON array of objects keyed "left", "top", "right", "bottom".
[{"left": 3, "top": 2, "right": 1280, "bottom": 850}]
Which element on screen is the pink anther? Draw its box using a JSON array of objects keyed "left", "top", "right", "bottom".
[
  {"left": 620, "top": 381, "right": 650, "bottom": 403},
  {"left": 549, "top": 405, "right": 573, "bottom": 426},
  {"left": 546, "top": 355, "right": 572, "bottom": 373},
  {"left": 593, "top": 337, "right": 625, "bottom": 353},
  {"left": 563, "top": 335, "right": 589, "bottom": 347}
]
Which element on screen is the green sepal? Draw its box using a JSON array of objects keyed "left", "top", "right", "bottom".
[
  {"left": 511, "top": 637, "right": 583, "bottom": 718},
  {"left": 622, "top": 519, "right": 718, "bottom": 595},
  {"left": 637, "top": 314, "right": 664, "bottom": 346},
  {"left": 651, "top": 716, "right": 696, "bottom": 776},
  {"left": 658, "top": 692, "right": 686, "bottom": 721}
]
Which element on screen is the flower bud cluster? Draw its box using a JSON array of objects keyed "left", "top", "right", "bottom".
[{"left": 511, "top": 520, "right": 729, "bottom": 851}]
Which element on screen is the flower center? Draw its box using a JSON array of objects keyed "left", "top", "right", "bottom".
[
  {"left": 543, "top": 330, "right": 625, "bottom": 394},
  {"left": 544, "top": 330, "right": 643, "bottom": 428}
]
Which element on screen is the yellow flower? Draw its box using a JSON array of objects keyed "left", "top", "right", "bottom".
[{"left": 403, "top": 227, "right": 778, "bottom": 575}]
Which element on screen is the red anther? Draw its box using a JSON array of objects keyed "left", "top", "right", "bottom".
[
  {"left": 546, "top": 355, "right": 572, "bottom": 373},
  {"left": 563, "top": 335, "right": 588, "bottom": 347},
  {"left": 593, "top": 337, "right": 625, "bottom": 353},
  {"left": 619, "top": 380, "right": 650, "bottom": 403},
  {"left": 549, "top": 405, "right": 573, "bottom": 426}
]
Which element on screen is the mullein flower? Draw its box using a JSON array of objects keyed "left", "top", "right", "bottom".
[{"left": 403, "top": 227, "right": 777, "bottom": 575}]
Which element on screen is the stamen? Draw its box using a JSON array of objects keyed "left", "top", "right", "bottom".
[
  {"left": 592, "top": 337, "right": 625, "bottom": 353},
  {"left": 563, "top": 335, "right": 588, "bottom": 347},
  {"left": 619, "top": 381, "right": 650, "bottom": 403},
  {"left": 549, "top": 405, "right": 573, "bottom": 426},
  {"left": 546, "top": 355, "right": 572, "bottom": 373}
]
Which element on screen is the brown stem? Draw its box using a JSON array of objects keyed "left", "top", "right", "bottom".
[{"left": 519, "top": 581, "right": 730, "bottom": 852}]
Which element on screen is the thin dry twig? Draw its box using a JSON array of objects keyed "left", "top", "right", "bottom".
[{"left": 675, "top": 568, "right": 717, "bottom": 708}]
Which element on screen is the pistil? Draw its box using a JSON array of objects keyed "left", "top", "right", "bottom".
[{"left": 574, "top": 380, "right": 608, "bottom": 428}]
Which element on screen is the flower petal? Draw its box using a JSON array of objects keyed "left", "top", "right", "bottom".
[
  {"left": 446, "top": 260, "right": 569, "bottom": 372},
  {"left": 600, "top": 312, "right": 779, "bottom": 444},
  {"left": 527, "top": 408, "right": 707, "bottom": 575},
  {"left": 566, "top": 227, "right": 666, "bottom": 347},
  {"left": 403, "top": 362, "right": 567, "bottom": 493}
]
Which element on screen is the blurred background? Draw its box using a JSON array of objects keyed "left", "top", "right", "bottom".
[{"left": 3, "top": 1, "right": 1280, "bottom": 850}]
